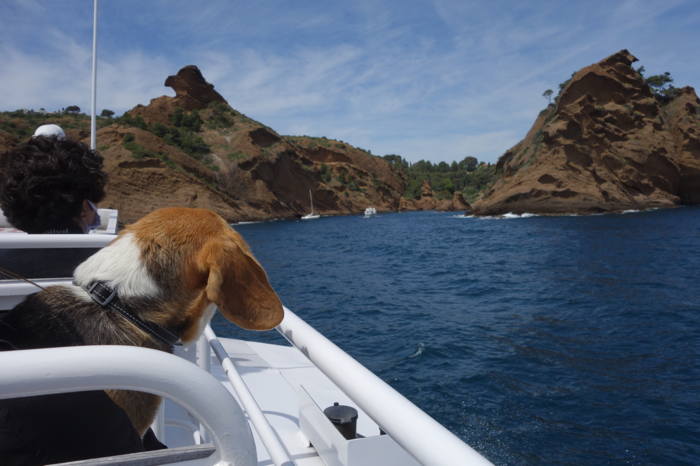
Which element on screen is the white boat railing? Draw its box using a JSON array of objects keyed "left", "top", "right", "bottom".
[
  {"left": 0, "top": 233, "right": 116, "bottom": 248},
  {"left": 0, "top": 345, "right": 257, "bottom": 466},
  {"left": 0, "top": 208, "right": 118, "bottom": 235},
  {"left": 276, "top": 306, "right": 493, "bottom": 466},
  {"left": 203, "top": 325, "right": 294, "bottom": 466}
]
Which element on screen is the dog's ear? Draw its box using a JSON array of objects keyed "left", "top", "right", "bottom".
[{"left": 198, "top": 232, "right": 284, "bottom": 330}]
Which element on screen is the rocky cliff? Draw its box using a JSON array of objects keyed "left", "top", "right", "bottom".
[
  {"left": 4, "top": 66, "right": 413, "bottom": 224},
  {"left": 473, "top": 50, "right": 700, "bottom": 215},
  {"left": 0, "top": 67, "right": 415, "bottom": 224}
]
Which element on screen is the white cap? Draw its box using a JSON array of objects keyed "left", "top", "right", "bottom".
[{"left": 33, "top": 124, "right": 66, "bottom": 140}]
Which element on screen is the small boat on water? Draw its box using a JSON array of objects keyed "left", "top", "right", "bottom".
[
  {"left": 301, "top": 190, "right": 320, "bottom": 220},
  {"left": 363, "top": 207, "right": 377, "bottom": 218}
]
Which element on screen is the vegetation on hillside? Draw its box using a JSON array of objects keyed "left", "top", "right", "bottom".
[
  {"left": 0, "top": 109, "right": 112, "bottom": 140},
  {"left": 635, "top": 67, "right": 681, "bottom": 101},
  {"left": 116, "top": 109, "right": 213, "bottom": 163},
  {"left": 383, "top": 154, "right": 497, "bottom": 202},
  {"left": 1, "top": 108, "right": 497, "bottom": 204}
]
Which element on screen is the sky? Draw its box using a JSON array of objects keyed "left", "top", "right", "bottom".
[{"left": 1, "top": 0, "right": 699, "bottom": 164}]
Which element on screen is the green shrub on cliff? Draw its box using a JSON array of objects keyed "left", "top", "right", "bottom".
[
  {"left": 118, "top": 109, "right": 211, "bottom": 160},
  {"left": 171, "top": 108, "right": 203, "bottom": 132},
  {"left": 644, "top": 71, "right": 680, "bottom": 100},
  {"left": 205, "top": 102, "right": 235, "bottom": 129},
  {"left": 117, "top": 113, "right": 148, "bottom": 130},
  {"left": 122, "top": 133, "right": 152, "bottom": 159}
]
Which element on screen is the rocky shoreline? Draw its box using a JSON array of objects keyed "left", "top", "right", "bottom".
[{"left": 473, "top": 50, "right": 700, "bottom": 216}]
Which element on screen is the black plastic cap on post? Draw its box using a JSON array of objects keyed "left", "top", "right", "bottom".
[{"left": 324, "top": 402, "right": 358, "bottom": 439}]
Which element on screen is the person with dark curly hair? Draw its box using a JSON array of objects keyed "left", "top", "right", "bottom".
[
  {"left": 0, "top": 128, "right": 107, "bottom": 234},
  {"left": 0, "top": 126, "right": 109, "bottom": 278}
]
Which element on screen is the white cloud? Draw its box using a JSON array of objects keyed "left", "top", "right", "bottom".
[{"left": 0, "top": 35, "right": 173, "bottom": 114}]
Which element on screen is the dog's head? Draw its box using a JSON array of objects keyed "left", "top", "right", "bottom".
[{"left": 74, "top": 208, "right": 284, "bottom": 340}]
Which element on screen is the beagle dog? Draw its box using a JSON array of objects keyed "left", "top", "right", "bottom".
[{"left": 0, "top": 207, "right": 283, "bottom": 462}]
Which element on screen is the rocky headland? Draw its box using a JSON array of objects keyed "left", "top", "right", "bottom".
[
  {"left": 2, "top": 50, "right": 698, "bottom": 223},
  {"left": 103, "top": 66, "right": 417, "bottom": 223},
  {"left": 0, "top": 66, "right": 419, "bottom": 224},
  {"left": 473, "top": 50, "right": 700, "bottom": 215}
]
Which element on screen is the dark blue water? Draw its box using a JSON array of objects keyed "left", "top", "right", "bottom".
[{"left": 212, "top": 208, "right": 700, "bottom": 465}]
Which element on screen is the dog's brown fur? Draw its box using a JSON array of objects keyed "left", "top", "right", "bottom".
[{"left": 4, "top": 207, "right": 284, "bottom": 435}]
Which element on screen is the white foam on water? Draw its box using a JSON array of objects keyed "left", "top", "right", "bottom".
[
  {"left": 408, "top": 343, "right": 425, "bottom": 359},
  {"left": 479, "top": 212, "right": 539, "bottom": 219}
]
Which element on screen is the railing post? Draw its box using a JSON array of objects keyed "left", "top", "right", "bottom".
[
  {"left": 196, "top": 334, "right": 211, "bottom": 443},
  {"left": 204, "top": 325, "right": 295, "bottom": 466},
  {"left": 151, "top": 402, "right": 166, "bottom": 442}
]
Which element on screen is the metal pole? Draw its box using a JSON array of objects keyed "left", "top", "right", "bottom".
[
  {"left": 204, "top": 326, "right": 294, "bottom": 466},
  {"left": 90, "top": 0, "right": 98, "bottom": 150}
]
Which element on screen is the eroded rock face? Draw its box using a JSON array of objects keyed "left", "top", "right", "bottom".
[
  {"left": 400, "top": 181, "right": 471, "bottom": 211},
  {"left": 164, "top": 65, "right": 228, "bottom": 110},
  {"left": 451, "top": 191, "right": 471, "bottom": 211},
  {"left": 474, "top": 50, "right": 700, "bottom": 215},
  {"left": 93, "top": 66, "right": 410, "bottom": 222}
]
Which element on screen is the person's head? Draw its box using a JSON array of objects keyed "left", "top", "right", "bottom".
[{"left": 0, "top": 135, "right": 107, "bottom": 233}]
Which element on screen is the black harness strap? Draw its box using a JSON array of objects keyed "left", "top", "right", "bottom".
[{"left": 81, "top": 281, "right": 180, "bottom": 347}]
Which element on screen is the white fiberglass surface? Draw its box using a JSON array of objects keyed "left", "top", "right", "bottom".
[{"left": 164, "top": 338, "right": 385, "bottom": 465}]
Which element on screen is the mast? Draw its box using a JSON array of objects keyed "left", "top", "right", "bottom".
[
  {"left": 309, "top": 189, "right": 314, "bottom": 214},
  {"left": 90, "top": 0, "right": 98, "bottom": 150}
]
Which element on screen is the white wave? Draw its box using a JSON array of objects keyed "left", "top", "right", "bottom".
[
  {"left": 478, "top": 212, "right": 539, "bottom": 219},
  {"left": 408, "top": 343, "right": 425, "bottom": 359}
]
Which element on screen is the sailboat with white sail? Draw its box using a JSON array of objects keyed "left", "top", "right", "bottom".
[{"left": 301, "top": 189, "right": 320, "bottom": 220}]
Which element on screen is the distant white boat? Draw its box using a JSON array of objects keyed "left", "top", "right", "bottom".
[
  {"left": 363, "top": 207, "right": 377, "bottom": 218},
  {"left": 301, "top": 189, "right": 320, "bottom": 220}
]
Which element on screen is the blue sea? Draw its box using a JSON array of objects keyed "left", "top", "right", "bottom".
[{"left": 212, "top": 208, "right": 700, "bottom": 465}]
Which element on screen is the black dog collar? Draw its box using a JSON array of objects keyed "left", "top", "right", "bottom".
[{"left": 79, "top": 280, "right": 180, "bottom": 347}]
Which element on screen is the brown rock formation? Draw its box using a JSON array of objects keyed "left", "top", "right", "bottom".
[
  {"left": 87, "top": 66, "right": 406, "bottom": 223},
  {"left": 663, "top": 87, "right": 700, "bottom": 203},
  {"left": 164, "top": 65, "right": 228, "bottom": 110},
  {"left": 450, "top": 191, "right": 472, "bottom": 211},
  {"left": 401, "top": 180, "right": 436, "bottom": 210},
  {"left": 474, "top": 50, "right": 700, "bottom": 215},
  {"left": 398, "top": 180, "right": 471, "bottom": 211}
]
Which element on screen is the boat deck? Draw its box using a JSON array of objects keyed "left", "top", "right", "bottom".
[{"left": 164, "top": 338, "right": 383, "bottom": 465}]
